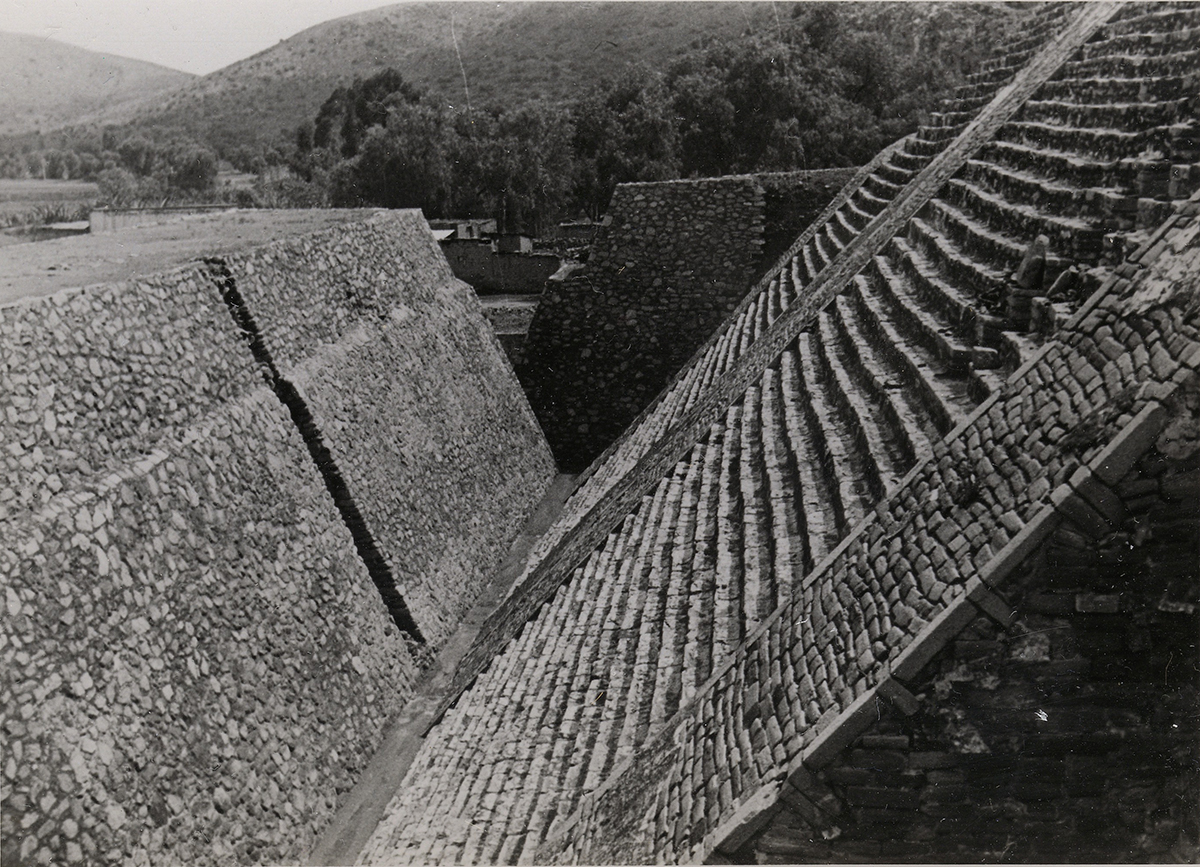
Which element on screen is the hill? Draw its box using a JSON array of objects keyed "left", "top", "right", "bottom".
[
  {"left": 0, "top": 32, "right": 194, "bottom": 138},
  {"left": 83, "top": 1, "right": 783, "bottom": 149}
]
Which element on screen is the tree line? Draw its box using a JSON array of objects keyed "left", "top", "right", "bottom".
[{"left": 288, "top": 3, "right": 996, "bottom": 232}]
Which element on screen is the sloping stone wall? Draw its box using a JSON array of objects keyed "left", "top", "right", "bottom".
[
  {"left": 2, "top": 391, "right": 419, "bottom": 867},
  {"left": 1, "top": 210, "right": 556, "bottom": 866},
  {"left": 520, "top": 177, "right": 766, "bottom": 470},
  {"left": 0, "top": 264, "right": 261, "bottom": 525},
  {"left": 216, "top": 214, "right": 556, "bottom": 643}
]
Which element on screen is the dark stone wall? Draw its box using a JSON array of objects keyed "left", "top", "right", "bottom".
[
  {"left": 756, "top": 168, "right": 859, "bottom": 275},
  {"left": 519, "top": 177, "right": 766, "bottom": 470}
]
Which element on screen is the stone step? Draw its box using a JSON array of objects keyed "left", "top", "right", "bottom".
[
  {"left": 851, "top": 269, "right": 975, "bottom": 437},
  {"left": 615, "top": 458, "right": 692, "bottom": 756},
  {"left": 943, "top": 178, "right": 1101, "bottom": 263},
  {"left": 1037, "top": 72, "right": 1196, "bottom": 105},
  {"left": 813, "top": 226, "right": 838, "bottom": 272},
  {"left": 855, "top": 185, "right": 890, "bottom": 215},
  {"left": 866, "top": 251, "right": 974, "bottom": 373},
  {"left": 904, "top": 218, "right": 1008, "bottom": 319},
  {"left": 799, "top": 235, "right": 821, "bottom": 284},
  {"left": 1094, "top": 13, "right": 1200, "bottom": 49},
  {"left": 931, "top": 187, "right": 1089, "bottom": 274},
  {"left": 979, "top": 138, "right": 1142, "bottom": 192},
  {"left": 961, "top": 157, "right": 1139, "bottom": 228},
  {"left": 813, "top": 310, "right": 905, "bottom": 497},
  {"left": 891, "top": 149, "right": 933, "bottom": 174},
  {"left": 756, "top": 368, "right": 804, "bottom": 592},
  {"left": 938, "top": 92, "right": 992, "bottom": 114},
  {"left": 829, "top": 292, "right": 936, "bottom": 467},
  {"left": 649, "top": 444, "right": 713, "bottom": 731},
  {"left": 785, "top": 257, "right": 803, "bottom": 308},
  {"left": 751, "top": 287, "right": 768, "bottom": 345},
  {"left": 908, "top": 134, "right": 950, "bottom": 157},
  {"left": 712, "top": 402, "right": 746, "bottom": 659},
  {"left": 678, "top": 424, "right": 727, "bottom": 709},
  {"left": 928, "top": 109, "right": 975, "bottom": 128},
  {"left": 737, "top": 385, "right": 777, "bottom": 635},
  {"left": 996, "top": 118, "right": 1190, "bottom": 163},
  {"left": 728, "top": 296, "right": 758, "bottom": 372},
  {"left": 875, "top": 160, "right": 917, "bottom": 188},
  {"left": 863, "top": 171, "right": 903, "bottom": 201},
  {"left": 679, "top": 329, "right": 728, "bottom": 417},
  {"left": 766, "top": 276, "right": 783, "bottom": 328},
  {"left": 830, "top": 208, "right": 860, "bottom": 247},
  {"left": 843, "top": 198, "right": 876, "bottom": 232},
  {"left": 776, "top": 351, "right": 842, "bottom": 568},
  {"left": 1057, "top": 47, "right": 1200, "bottom": 84},
  {"left": 1019, "top": 96, "right": 1193, "bottom": 130},
  {"left": 792, "top": 337, "right": 872, "bottom": 534},
  {"left": 579, "top": 474, "right": 677, "bottom": 793}
]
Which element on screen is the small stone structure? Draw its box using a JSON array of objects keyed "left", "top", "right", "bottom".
[
  {"left": 439, "top": 239, "right": 561, "bottom": 295},
  {"left": 0, "top": 209, "right": 555, "bottom": 865},
  {"left": 520, "top": 176, "right": 766, "bottom": 469}
]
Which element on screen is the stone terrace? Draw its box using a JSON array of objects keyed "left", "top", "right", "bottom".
[{"left": 360, "top": 4, "right": 1200, "bottom": 864}]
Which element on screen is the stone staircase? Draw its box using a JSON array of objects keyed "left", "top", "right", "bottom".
[{"left": 512, "top": 3, "right": 1090, "bottom": 581}]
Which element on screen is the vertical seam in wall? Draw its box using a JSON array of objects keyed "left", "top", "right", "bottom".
[{"left": 203, "top": 257, "right": 426, "bottom": 643}]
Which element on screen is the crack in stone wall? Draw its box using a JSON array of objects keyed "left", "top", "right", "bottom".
[{"left": 204, "top": 257, "right": 425, "bottom": 642}]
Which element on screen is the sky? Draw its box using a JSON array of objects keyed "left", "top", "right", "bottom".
[{"left": 0, "top": 0, "right": 402, "bottom": 76}]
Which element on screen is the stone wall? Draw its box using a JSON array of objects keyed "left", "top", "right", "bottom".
[
  {"left": 0, "top": 264, "right": 261, "bottom": 525},
  {"left": 1, "top": 209, "right": 556, "bottom": 865},
  {"left": 89, "top": 206, "right": 235, "bottom": 235},
  {"left": 2, "top": 391, "right": 419, "bottom": 867},
  {"left": 215, "top": 213, "right": 556, "bottom": 644},
  {"left": 737, "top": 406, "right": 1200, "bottom": 862},
  {"left": 519, "top": 177, "right": 766, "bottom": 470},
  {"left": 756, "top": 168, "right": 859, "bottom": 272}
]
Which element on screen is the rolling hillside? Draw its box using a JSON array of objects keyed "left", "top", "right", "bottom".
[
  {"left": 0, "top": 32, "right": 194, "bottom": 138},
  {"left": 85, "top": 1, "right": 782, "bottom": 148}
]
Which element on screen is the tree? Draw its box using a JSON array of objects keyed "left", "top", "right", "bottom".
[
  {"left": 571, "top": 67, "right": 680, "bottom": 216},
  {"left": 312, "top": 69, "right": 423, "bottom": 159},
  {"left": 166, "top": 145, "right": 218, "bottom": 193},
  {"left": 331, "top": 99, "right": 451, "bottom": 212}
]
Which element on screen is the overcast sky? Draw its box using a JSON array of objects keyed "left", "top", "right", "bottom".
[{"left": 0, "top": 0, "right": 402, "bottom": 76}]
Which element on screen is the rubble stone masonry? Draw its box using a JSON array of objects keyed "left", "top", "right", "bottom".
[
  {"left": 520, "top": 177, "right": 765, "bottom": 470},
  {"left": 0, "top": 210, "right": 555, "bottom": 865}
]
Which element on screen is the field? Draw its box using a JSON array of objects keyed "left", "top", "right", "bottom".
[{"left": 0, "top": 179, "right": 99, "bottom": 225}]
